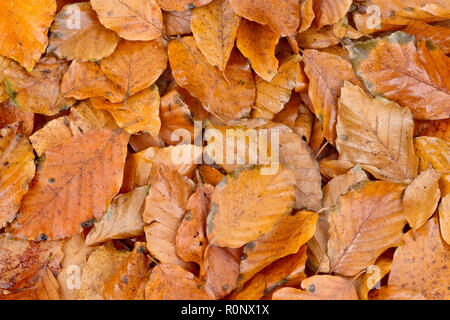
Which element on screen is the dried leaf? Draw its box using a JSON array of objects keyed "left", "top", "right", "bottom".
[
  {"left": 77, "top": 245, "right": 130, "bottom": 300},
  {"left": 313, "top": 0, "right": 352, "bottom": 29},
  {"left": 229, "top": 0, "right": 300, "bottom": 36},
  {"left": 403, "top": 167, "right": 441, "bottom": 230},
  {"left": 9, "top": 129, "right": 128, "bottom": 240},
  {"left": 0, "top": 124, "right": 35, "bottom": 229},
  {"left": 191, "top": 0, "right": 241, "bottom": 71},
  {"left": 91, "top": 0, "right": 163, "bottom": 41},
  {"left": 348, "top": 32, "right": 450, "bottom": 120},
  {"left": 328, "top": 181, "right": 406, "bottom": 276},
  {"left": 336, "top": 82, "right": 418, "bottom": 183},
  {"left": 403, "top": 21, "right": 450, "bottom": 54},
  {"left": 99, "top": 39, "right": 167, "bottom": 97},
  {"left": 156, "top": 0, "right": 213, "bottom": 12},
  {"left": 386, "top": 217, "right": 450, "bottom": 300},
  {"left": 48, "top": 2, "right": 119, "bottom": 61},
  {"left": 236, "top": 19, "right": 280, "bottom": 82},
  {"left": 0, "top": 0, "right": 56, "bottom": 71},
  {"left": 206, "top": 165, "right": 296, "bottom": 248},
  {"left": 303, "top": 49, "right": 363, "bottom": 144},
  {"left": 168, "top": 37, "right": 255, "bottom": 121},
  {"left": 85, "top": 186, "right": 149, "bottom": 246},
  {"left": 0, "top": 100, "right": 34, "bottom": 136}
]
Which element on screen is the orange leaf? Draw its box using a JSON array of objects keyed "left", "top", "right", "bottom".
[
  {"left": 236, "top": 19, "right": 280, "bottom": 82},
  {"left": 100, "top": 39, "right": 167, "bottom": 98},
  {"left": 0, "top": 124, "right": 35, "bottom": 229},
  {"left": 313, "top": 0, "right": 352, "bottom": 29},
  {"left": 348, "top": 32, "right": 450, "bottom": 120},
  {"left": 0, "top": 0, "right": 56, "bottom": 71},
  {"left": 0, "top": 100, "right": 34, "bottom": 136},
  {"left": 9, "top": 129, "right": 129, "bottom": 240},
  {"left": 156, "top": 0, "right": 213, "bottom": 11},
  {"left": 144, "top": 263, "right": 212, "bottom": 300},
  {"left": 207, "top": 165, "right": 296, "bottom": 248},
  {"left": 386, "top": 217, "right": 450, "bottom": 299},
  {"left": 229, "top": 0, "right": 300, "bottom": 36},
  {"left": 191, "top": 0, "right": 241, "bottom": 71},
  {"left": 48, "top": 2, "right": 119, "bottom": 61},
  {"left": 403, "top": 21, "right": 450, "bottom": 54},
  {"left": 91, "top": 0, "right": 163, "bottom": 41},
  {"left": 328, "top": 181, "right": 406, "bottom": 276},
  {"left": 168, "top": 37, "right": 255, "bottom": 121}
]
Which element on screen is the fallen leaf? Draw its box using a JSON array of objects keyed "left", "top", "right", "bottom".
[
  {"left": 313, "top": 0, "right": 353, "bottom": 29},
  {"left": 61, "top": 60, "right": 124, "bottom": 103},
  {"left": 103, "top": 242, "right": 150, "bottom": 300},
  {"left": 164, "top": 9, "right": 192, "bottom": 36},
  {"left": 207, "top": 165, "right": 296, "bottom": 248},
  {"left": 144, "top": 263, "right": 212, "bottom": 300},
  {"left": 143, "top": 166, "right": 196, "bottom": 270},
  {"left": 403, "top": 167, "right": 441, "bottom": 230},
  {"left": 229, "top": 0, "right": 300, "bottom": 36},
  {"left": 414, "top": 119, "right": 450, "bottom": 142},
  {"left": 91, "top": 0, "right": 163, "bottom": 41},
  {"left": 48, "top": 2, "right": 119, "bottom": 61},
  {"left": 100, "top": 39, "right": 167, "bottom": 97},
  {"left": 303, "top": 49, "right": 363, "bottom": 144},
  {"left": 176, "top": 184, "right": 213, "bottom": 266},
  {"left": 336, "top": 82, "right": 418, "bottom": 183},
  {"left": 191, "top": 0, "right": 241, "bottom": 71},
  {"left": 272, "top": 275, "right": 358, "bottom": 300},
  {"left": 0, "top": 234, "right": 63, "bottom": 290},
  {"left": 0, "top": 124, "right": 35, "bottom": 228},
  {"left": 77, "top": 244, "right": 130, "bottom": 300},
  {"left": 386, "top": 217, "right": 450, "bottom": 299},
  {"left": 168, "top": 37, "right": 255, "bottom": 121},
  {"left": 308, "top": 165, "right": 368, "bottom": 273},
  {"left": 403, "top": 21, "right": 450, "bottom": 54},
  {"left": 253, "top": 55, "right": 299, "bottom": 119},
  {"left": 30, "top": 116, "right": 73, "bottom": 157},
  {"left": 348, "top": 31, "right": 450, "bottom": 120},
  {"left": 2, "top": 57, "right": 75, "bottom": 115},
  {"left": 85, "top": 186, "right": 149, "bottom": 246},
  {"left": 0, "top": 100, "right": 34, "bottom": 136},
  {"left": 9, "top": 129, "right": 128, "bottom": 240},
  {"left": 236, "top": 19, "right": 280, "bottom": 82},
  {"left": 239, "top": 210, "right": 317, "bottom": 288},
  {"left": 328, "top": 181, "right": 406, "bottom": 276},
  {"left": 91, "top": 86, "right": 161, "bottom": 135},
  {"left": 156, "top": 0, "right": 213, "bottom": 12},
  {"left": 0, "top": 0, "right": 56, "bottom": 70},
  {"left": 439, "top": 194, "right": 450, "bottom": 245}
]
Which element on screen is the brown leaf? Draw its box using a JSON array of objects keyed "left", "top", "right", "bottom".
[
  {"left": 403, "top": 167, "right": 441, "bottom": 230},
  {"left": 236, "top": 19, "right": 280, "bottom": 82},
  {"left": 86, "top": 186, "right": 149, "bottom": 246},
  {"left": 328, "top": 181, "right": 406, "bottom": 276},
  {"left": 0, "top": 124, "right": 35, "bottom": 229},
  {"left": 164, "top": 9, "right": 192, "bottom": 36},
  {"left": 348, "top": 32, "right": 450, "bottom": 120},
  {"left": 0, "top": 0, "right": 56, "bottom": 71},
  {"left": 439, "top": 194, "right": 450, "bottom": 245},
  {"left": 403, "top": 21, "right": 450, "bottom": 54},
  {"left": 386, "top": 217, "right": 450, "bottom": 299},
  {"left": 239, "top": 210, "right": 317, "bottom": 288},
  {"left": 0, "top": 99, "right": 34, "bottom": 136},
  {"left": 77, "top": 245, "right": 130, "bottom": 300},
  {"left": 206, "top": 165, "right": 296, "bottom": 248},
  {"left": 2, "top": 57, "right": 75, "bottom": 115},
  {"left": 156, "top": 0, "right": 213, "bottom": 11},
  {"left": 229, "top": 0, "right": 300, "bottom": 36},
  {"left": 48, "top": 2, "right": 119, "bottom": 61},
  {"left": 176, "top": 184, "right": 213, "bottom": 266},
  {"left": 303, "top": 49, "right": 363, "bottom": 144},
  {"left": 99, "top": 39, "right": 167, "bottom": 97},
  {"left": 143, "top": 167, "right": 196, "bottom": 270},
  {"left": 168, "top": 37, "right": 255, "bottom": 121},
  {"left": 313, "top": 0, "right": 352, "bottom": 29},
  {"left": 336, "top": 82, "right": 418, "bottom": 183},
  {"left": 272, "top": 275, "right": 358, "bottom": 300},
  {"left": 91, "top": 86, "right": 161, "bottom": 135},
  {"left": 0, "top": 234, "right": 63, "bottom": 290},
  {"left": 144, "top": 263, "right": 212, "bottom": 300},
  {"left": 30, "top": 116, "right": 73, "bottom": 157},
  {"left": 191, "top": 0, "right": 241, "bottom": 71},
  {"left": 91, "top": 0, "right": 163, "bottom": 41},
  {"left": 308, "top": 165, "right": 368, "bottom": 273},
  {"left": 103, "top": 242, "right": 150, "bottom": 300},
  {"left": 61, "top": 60, "right": 124, "bottom": 103},
  {"left": 414, "top": 119, "right": 450, "bottom": 143},
  {"left": 9, "top": 129, "right": 128, "bottom": 240}
]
